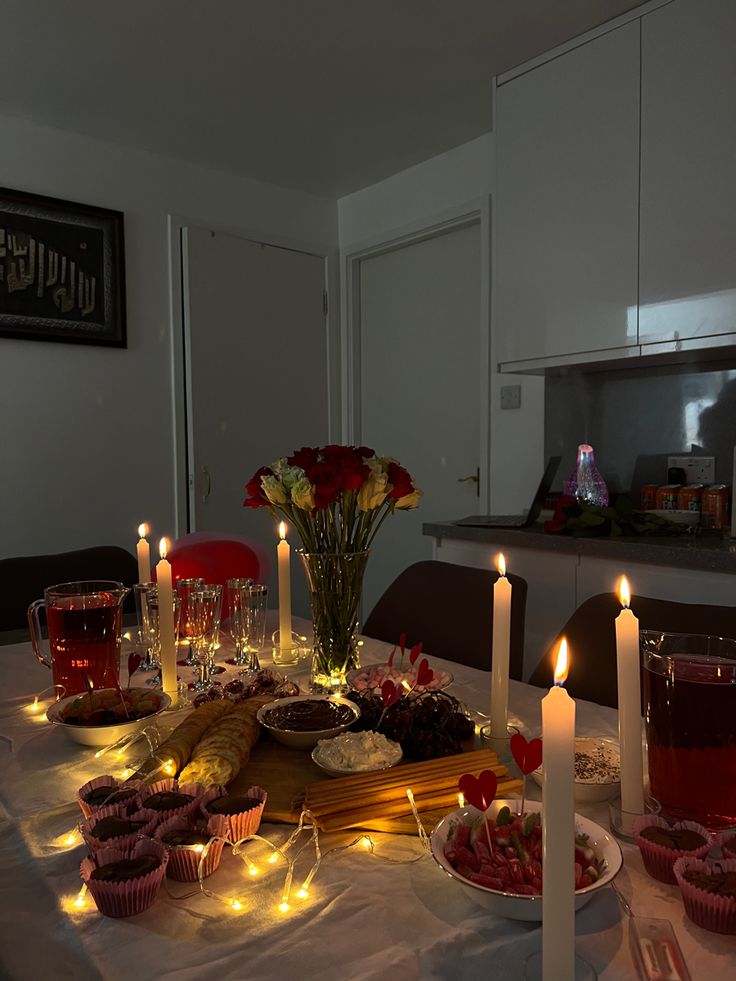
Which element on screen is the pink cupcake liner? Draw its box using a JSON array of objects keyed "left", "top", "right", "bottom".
[
  {"left": 674, "top": 856, "right": 736, "bottom": 934},
  {"left": 77, "top": 775, "right": 144, "bottom": 819},
  {"left": 717, "top": 830, "right": 736, "bottom": 860},
  {"left": 201, "top": 785, "right": 268, "bottom": 843},
  {"left": 81, "top": 805, "right": 160, "bottom": 854},
  {"left": 154, "top": 813, "right": 229, "bottom": 881},
  {"left": 135, "top": 778, "right": 208, "bottom": 824},
  {"left": 81, "top": 838, "right": 168, "bottom": 918},
  {"left": 632, "top": 814, "right": 713, "bottom": 884}
]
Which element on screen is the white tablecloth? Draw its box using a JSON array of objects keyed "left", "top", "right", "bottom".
[{"left": 0, "top": 629, "right": 729, "bottom": 980}]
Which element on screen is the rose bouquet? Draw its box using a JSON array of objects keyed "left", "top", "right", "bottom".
[{"left": 243, "top": 445, "right": 421, "bottom": 689}]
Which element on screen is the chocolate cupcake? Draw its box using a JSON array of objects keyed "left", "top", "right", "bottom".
[
  {"left": 719, "top": 832, "right": 736, "bottom": 859},
  {"left": 81, "top": 805, "right": 159, "bottom": 853},
  {"left": 81, "top": 838, "right": 168, "bottom": 918},
  {"left": 135, "top": 778, "right": 206, "bottom": 823},
  {"left": 77, "top": 775, "right": 144, "bottom": 819},
  {"left": 154, "top": 813, "right": 228, "bottom": 881},
  {"left": 632, "top": 814, "right": 712, "bottom": 883},
  {"left": 674, "top": 857, "right": 736, "bottom": 934},
  {"left": 201, "top": 785, "right": 267, "bottom": 842}
]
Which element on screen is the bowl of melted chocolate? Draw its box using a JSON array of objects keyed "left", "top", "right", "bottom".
[{"left": 257, "top": 695, "right": 360, "bottom": 749}]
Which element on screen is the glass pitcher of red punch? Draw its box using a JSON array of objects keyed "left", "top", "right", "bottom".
[
  {"left": 28, "top": 580, "right": 130, "bottom": 696},
  {"left": 642, "top": 630, "right": 736, "bottom": 830}
]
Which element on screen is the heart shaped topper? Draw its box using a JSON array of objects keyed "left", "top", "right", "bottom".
[
  {"left": 128, "top": 652, "right": 142, "bottom": 681},
  {"left": 510, "top": 733, "right": 543, "bottom": 775},
  {"left": 381, "top": 679, "right": 401, "bottom": 708},
  {"left": 458, "top": 770, "right": 498, "bottom": 812},
  {"left": 409, "top": 642, "right": 423, "bottom": 667},
  {"left": 415, "top": 657, "right": 434, "bottom": 687}
]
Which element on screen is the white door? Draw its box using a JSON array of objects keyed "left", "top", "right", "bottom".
[
  {"left": 357, "top": 220, "right": 483, "bottom": 617},
  {"left": 182, "top": 225, "right": 328, "bottom": 610}
]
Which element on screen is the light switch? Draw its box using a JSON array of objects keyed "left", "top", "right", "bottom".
[{"left": 500, "top": 385, "right": 521, "bottom": 410}]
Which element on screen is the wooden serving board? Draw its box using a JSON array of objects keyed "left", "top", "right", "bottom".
[{"left": 229, "top": 734, "right": 522, "bottom": 835}]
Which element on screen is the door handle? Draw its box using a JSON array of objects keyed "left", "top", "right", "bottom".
[
  {"left": 202, "top": 466, "right": 212, "bottom": 504},
  {"left": 457, "top": 467, "right": 480, "bottom": 497}
]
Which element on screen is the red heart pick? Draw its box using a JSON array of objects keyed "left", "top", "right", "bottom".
[
  {"left": 128, "top": 652, "right": 142, "bottom": 679},
  {"left": 386, "top": 645, "right": 396, "bottom": 669},
  {"left": 409, "top": 642, "right": 423, "bottom": 667},
  {"left": 458, "top": 770, "right": 498, "bottom": 812},
  {"left": 399, "top": 632, "right": 407, "bottom": 655},
  {"left": 510, "top": 733, "right": 543, "bottom": 775},
  {"left": 416, "top": 657, "right": 434, "bottom": 687},
  {"left": 381, "top": 680, "right": 400, "bottom": 708}
]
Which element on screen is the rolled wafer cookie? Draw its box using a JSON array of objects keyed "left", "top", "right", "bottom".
[{"left": 179, "top": 695, "right": 274, "bottom": 787}]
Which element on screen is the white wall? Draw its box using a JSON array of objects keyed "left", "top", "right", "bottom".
[
  {"left": 0, "top": 114, "right": 337, "bottom": 560},
  {"left": 338, "top": 133, "right": 545, "bottom": 514}
]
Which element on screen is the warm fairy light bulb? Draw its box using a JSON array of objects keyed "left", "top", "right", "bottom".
[
  {"left": 248, "top": 866, "right": 259, "bottom": 876},
  {"left": 296, "top": 888, "right": 309, "bottom": 899},
  {"left": 159, "top": 537, "right": 170, "bottom": 560},
  {"left": 230, "top": 899, "right": 243, "bottom": 911},
  {"left": 73, "top": 886, "right": 87, "bottom": 908},
  {"left": 64, "top": 831, "right": 78, "bottom": 846},
  {"left": 617, "top": 575, "right": 631, "bottom": 609},
  {"left": 361, "top": 836, "right": 371, "bottom": 849},
  {"left": 496, "top": 552, "right": 506, "bottom": 577},
  {"left": 458, "top": 792, "right": 465, "bottom": 809},
  {"left": 29, "top": 696, "right": 40, "bottom": 713},
  {"left": 138, "top": 523, "right": 149, "bottom": 538},
  {"left": 554, "top": 637, "right": 570, "bottom": 687},
  {"left": 278, "top": 521, "right": 287, "bottom": 540},
  {"left": 120, "top": 768, "right": 133, "bottom": 779},
  {"left": 267, "top": 852, "right": 278, "bottom": 864},
  {"left": 123, "top": 632, "right": 132, "bottom": 642},
  {"left": 193, "top": 844, "right": 204, "bottom": 854},
  {"left": 406, "top": 788, "right": 415, "bottom": 806},
  {"left": 278, "top": 901, "right": 290, "bottom": 913},
  {"left": 163, "top": 759, "right": 175, "bottom": 775}
]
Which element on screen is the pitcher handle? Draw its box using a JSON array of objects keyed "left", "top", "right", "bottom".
[{"left": 27, "top": 599, "right": 52, "bottom": 669}]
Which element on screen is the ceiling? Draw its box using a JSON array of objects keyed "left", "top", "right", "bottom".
[{"left": 0, "top": 0, "right": 648, "bottom": 198}]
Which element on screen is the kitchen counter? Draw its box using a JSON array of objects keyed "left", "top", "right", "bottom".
[{"left": 423, "top": 520, "right": 736, "bottom": 574}]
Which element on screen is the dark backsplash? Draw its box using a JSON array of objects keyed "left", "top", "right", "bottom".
[{"left": 545, "top": 362, "right": 736, "bottom": 497}]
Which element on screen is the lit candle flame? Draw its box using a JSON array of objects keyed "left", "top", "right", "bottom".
[
  {"left": 278, "top": 521, "right": 287, "bottom": 541},
  {"left": 496, "top": 552, "right": 506, "bottom": 577},
  {"left": 617, "top": 575, "right": 631, "bottom": 609},
  {"left": 138, "top": 522, "right": 149, "bottom": 538},
  {"left": 554, "top": 637, "right": 570, "bottom": 686},
  {"left": 159, "top": 537, "right": 170, "bottom": 560}
]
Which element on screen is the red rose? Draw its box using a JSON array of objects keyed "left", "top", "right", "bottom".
[
  {"left": 356, "top": 446, "right": 375, "bottom": 459},
  {"left": 307, "top": 462, "right": 341, "bottom": 509},
  {"left": 287, "top": 446, "right": 319, "bottom": 470},
  {"left": 243, "top": 466, "right": 273, "bottom": 508},
  {"left": 339, "top": 461, "right": 370, "bottom": 491},
  {"left": 386, "top": 462, "right": 414, "bottom": 500}
]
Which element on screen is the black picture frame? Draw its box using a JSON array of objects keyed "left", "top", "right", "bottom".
[{"left": 0, "top": 187, "right": 126, "bottom": 347}]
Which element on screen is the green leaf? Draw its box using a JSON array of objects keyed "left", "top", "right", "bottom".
[{"left": 580, "top": 511, "right": 606, "bottom": 526}]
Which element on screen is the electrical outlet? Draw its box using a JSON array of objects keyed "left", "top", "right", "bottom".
[
  {"left": 667, "top": 455, "right": 716, "bottom": 484},
  {"left": 500, "top": 385, "right": 521, "bottom": 410}
]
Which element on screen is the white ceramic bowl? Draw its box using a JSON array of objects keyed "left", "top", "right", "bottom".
[
  {"left": 651, "top": 508, "right": 700, "bottom": 528},
  {"left": 46, "top": 688, "right": 171, "bottom": 747},
  {"left": 531, "top": 736, "right": 621, "bottom": 803},
  {"left": 257, "top": 694, "right": 360, "bottom": 750},
  {"left": 347, "top": 662, "right": 453, "bottom": 694},
  {"left": 430, "top": 798, "right": 623, "bottom": 921},
  {"left": 311, "top": 731, "right": 402, "bottom": 777}
]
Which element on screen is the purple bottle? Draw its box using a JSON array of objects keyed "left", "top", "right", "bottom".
[{"left": 564, "top": 444, "right": 609, "bottom": 506}]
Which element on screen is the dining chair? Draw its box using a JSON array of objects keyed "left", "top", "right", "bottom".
[
  {"left": 0, "top": 545, "right": 139, "bottom": 635},
  {"left": 361, "top": 560, "right": 527, "bottom": 676},
  {"left": 527, "top": 592, "right": 736, "bottom": 708}
]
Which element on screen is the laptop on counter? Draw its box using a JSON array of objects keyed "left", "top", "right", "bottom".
[{"left": 455, "top": 456, "right": 561, "bottom": 529}]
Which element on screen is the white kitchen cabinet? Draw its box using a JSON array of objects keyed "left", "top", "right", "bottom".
[
  {"left": 495, "top": 22, "right": 640, "bottom": 367},
  {"left": 639, "top": 0, "right": 736, "bottom": 347},
  {"left": 576, "top": 555, "right": 736, "bottom": 609}
]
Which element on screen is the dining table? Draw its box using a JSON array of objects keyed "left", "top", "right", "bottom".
[{"left": 0, "top": 618, "right": 729, "bottom": 981}]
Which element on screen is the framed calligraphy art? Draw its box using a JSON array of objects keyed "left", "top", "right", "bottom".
[{"left": 0, "top": 187, "right": 126, "bottom": 347}]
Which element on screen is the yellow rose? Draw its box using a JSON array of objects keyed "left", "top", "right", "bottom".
[
  {"left": 261, "top": 475, "right": 288, "bottom": 506},
  {"left": 292, "top": 476, "right": 315, "bottom": 511},
  {"left": 395, "top": 488, "right": 423, "bottom": 510},
  {"left": 358, "top": 470, "right": 389, "bottom": 511}
]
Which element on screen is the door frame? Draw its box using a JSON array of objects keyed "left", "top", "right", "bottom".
[
  {"left": 341, "top": 197, "right": 492, "bottom": 512},
  {"left": 168, "top": 214, "right": 339, "bottom": 535}
]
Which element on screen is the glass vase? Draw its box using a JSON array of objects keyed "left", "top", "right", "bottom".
[
  {"left": 563, "top": 443, "right": 609, "bottom": 506},
  {"left": 298, "top": 550, "right": 370, "bottom": 693}
]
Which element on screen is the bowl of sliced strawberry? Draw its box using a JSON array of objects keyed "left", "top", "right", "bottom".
[{"left": 430, "top": 799, "right": 622, "bottom": 920}]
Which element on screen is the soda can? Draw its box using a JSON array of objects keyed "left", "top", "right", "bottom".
[
  {"left": 677, "top": 484, "right": 704, "bottom": 512},
  {"left": 640, "top": 485, "right": 659, "bottom": 510},
  {"left": 701, "top": 485, "right": 730, "bottom": 529},
  {"left": 655, "top": 485, "right": 680, "bottom": 511}
]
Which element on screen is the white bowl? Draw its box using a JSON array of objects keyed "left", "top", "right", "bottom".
[
  {"left": 347, "top": 662, "right": 453, "bottom": 694},
  {"left": 257, "top": 694, "right": 360, "bottom": 750},
  {"left": 651, "top": 508, "right": 700, "bottom": 527},
  {"left": 311, "top": 731, "right": 402, "bottom": 777},
  {"left": 46, "top": 688, "right": 171, "bottom": 747},
  {"left": 531, "top": 736, "right": 621, "bottom": 803},
  {"left": 430, "top": 798, "right": 623, "bottom": 921}
]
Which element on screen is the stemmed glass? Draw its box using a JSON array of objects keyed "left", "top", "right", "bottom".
[
  {"left": 175, "top": 578, "right": 206, "bottom": 666},
  {"left": 189, "top": 585, "right": 223, "bottom": 693},
  {"left": 133, "top": 582, "right": 157, "bottom": 672},
  {"left": 226, "top": 577, "right": 254, "bottom": 667},
  {"left": 144, "top": 592, "right": 182, "bottom": 687}
]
